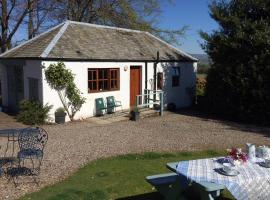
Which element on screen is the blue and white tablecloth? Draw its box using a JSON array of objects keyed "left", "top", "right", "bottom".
[{"left": 176, "top": 157, "right": 270, "bottom": 200}]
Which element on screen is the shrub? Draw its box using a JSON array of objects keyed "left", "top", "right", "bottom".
[
  {"left": 17, "top": 100, "right": 52, "bottom": 125},
  {"left": 196, "top": 76, "right": 206, "bottom": 96},
  {"left": 197, "top": 63, "right": 210, "bottom": 74},
  {"left": 55, "top": 107, "right": 65, "bottom": 114}
]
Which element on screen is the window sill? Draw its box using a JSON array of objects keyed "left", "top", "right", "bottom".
[{"left": 88, "top": 89, "right": 120, "bottom": 93}]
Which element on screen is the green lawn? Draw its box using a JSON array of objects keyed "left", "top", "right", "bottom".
[{"left": 20, "top": 150, "right": 234, "bottom": 200}]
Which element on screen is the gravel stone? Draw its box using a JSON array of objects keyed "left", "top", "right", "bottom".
[{"left": 0, "top": 111, "right": 269, "bottom": 200}]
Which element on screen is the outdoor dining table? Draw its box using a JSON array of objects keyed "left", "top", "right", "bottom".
[
  {"left": 0, "top": 128, "right": 22, "bottom": 157},
  {"left": 167, "top": 157, "right": 270, "bottom": 200}
]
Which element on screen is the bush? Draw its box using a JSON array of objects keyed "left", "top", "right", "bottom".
[
  {"left": 17, "top": 100, "right": 52, "bottom": 125},
  {"left": 197, "top": 63, "right": 210, "bottom": 74},
  {"left": 196, "top": 76, "right": 206, "bottom": 96}
]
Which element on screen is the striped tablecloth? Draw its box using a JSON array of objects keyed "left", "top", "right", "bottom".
[{"left": 176, "top": 157, "right": 270, "bottom": 200}]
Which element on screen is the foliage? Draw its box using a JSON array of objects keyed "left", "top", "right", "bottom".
[
  {"left": 20, "top": 150, "right": 233, "bottom": 200},
  {"left": 0, "top": 0, "right": 187, "bottom": 53},
  {"left": 197, "top": 63, "right": 210, "bottom": 74},
  {"left": 196, "top": 76, "right": 206, "bottom": 96},
  {"left": 45, "top": 62, "right": 86, "bottom": 121},
  {"left": 130, "top": 106, "right": 139, "bottom": 113},
  {"left": 55, "top": 107, "right": 65, "bottom": 114},
  {"left": 51, "top": 0, "right": 187, "bottom": 45},
  {"left": 200, "top": 0, "right": 270, "bottom": 124},
  {"left": 17, "top": 100, "right": 52, "bottom": 125}
]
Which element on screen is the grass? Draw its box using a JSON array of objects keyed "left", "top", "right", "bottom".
[{"left": 20, "top": 150, "right": 234, "bottom": 200}]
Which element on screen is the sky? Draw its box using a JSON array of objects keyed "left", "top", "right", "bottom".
[
  {"left": 159, "top": 0, "right": 219, "bottom": 54},
  {"left": 13, "top": 0, "right": 218, "bottom": 54}
]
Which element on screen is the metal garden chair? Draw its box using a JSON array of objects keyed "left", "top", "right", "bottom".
[
  {"left": 106, "top": 96, "right": 123, "bottom": 114},
  {"left": 6, "top": 127, "right": 48, "bottom": 186},
  {"left": 95, "top": 98, "right": 107, "bottom": 116}
]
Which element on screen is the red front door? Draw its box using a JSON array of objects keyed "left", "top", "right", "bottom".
[{"left": 130, "top": 66, "right": 142, "bottom": 107}]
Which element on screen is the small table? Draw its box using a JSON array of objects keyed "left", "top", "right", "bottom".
[
  {"left": 167, "top": 162, "right": 225, "bottom": 200},
  {"left": 0, "top": 129, "right": 22, "bottom": 157}
]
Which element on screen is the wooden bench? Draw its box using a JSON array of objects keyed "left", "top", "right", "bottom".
[
  {"left": 166, "top": 162, "right": 225, "bottom": 200},
  {"left": 146, "top": 172, "right": 186, "bottom": 200}
]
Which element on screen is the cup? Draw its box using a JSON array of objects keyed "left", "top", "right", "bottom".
[{"left": 264, "top": 158, "right": 270, "bottom": 166}]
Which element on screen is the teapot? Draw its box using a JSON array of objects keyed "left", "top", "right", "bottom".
[
  {"left": 246, "top": 143, "right": 256, "bottom": 162},
  {"left": 256, "top": 145, "right": 270, "bottom": 158}
]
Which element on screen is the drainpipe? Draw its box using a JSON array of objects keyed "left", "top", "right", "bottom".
[
  {"left": 153, "top": 51, "right": 160, "bottom": 102},
  {"left": 144, "top": 62, "right": 148, "bottom": 106}
]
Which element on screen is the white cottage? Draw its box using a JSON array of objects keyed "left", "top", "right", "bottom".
[{"left": 0, "top": 20, "right": 198, "bottom": 121}]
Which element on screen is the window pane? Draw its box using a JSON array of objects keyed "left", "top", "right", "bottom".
[
  {"left": 93, "top": 81, "right": 97, "bottom": 90},
  {"left": 104, "top": 80, "right": 108, "bottom": 90},
  {"left": 157, "top": 72, "right": 163, "bottom": 90},
  {"left": 111, "top": 80, "right": 117, "bottom": 89},
  {"left": 93, "top": 71, "right": 97, "bottom": 79},
  {"left": 99, "top": 69, "right": 108, "bottom": 79},
  {"left": 98, "top": 80, "right": 109, "bottom": 91},
  {"left": 172, "top": 76, "right": 179, "bottom": 87},
  {"left": 98, "top": 81, "right": 103, "bottom": 90},
  {"left": 88, "top": 81, "right": 97, "bottom": 91},
  {"left": 88, "top": 71, "right": 92, "bottom": 81},
  {"left": 28, "top": 78, "right": 39, "bottom": 101}
]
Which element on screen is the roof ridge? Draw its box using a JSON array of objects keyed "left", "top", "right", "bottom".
[
  {"left": 144, "top": 32, "right": 198, "bottom": 62},
  {"left": 68, "top": 20, "right": 144, "bottom": 34},
  {"left": 40, "top": 21, "right": 70, "bottom": 58},
  {"left": 0, "top": 22, "right": 65, "bottom": 57}
]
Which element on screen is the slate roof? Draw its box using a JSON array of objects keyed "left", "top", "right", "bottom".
[{"left": 0, "top": 21, "right": 197, "bottom": 62}]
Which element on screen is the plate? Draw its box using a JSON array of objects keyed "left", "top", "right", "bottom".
[
  {"left": 258, "top": 162, "right": 270, "bottom": 168},
  {"left": 217, "top": 168, "right": 240, "bottom": 176}
]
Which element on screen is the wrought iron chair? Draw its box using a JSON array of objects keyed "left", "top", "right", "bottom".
[{"left": 6, "top": 127, "right": 48, "bottom": 186}]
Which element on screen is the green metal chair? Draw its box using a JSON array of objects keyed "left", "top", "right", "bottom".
[
  {"left": 95, "top": 98, "right": 107, "bottom": 116},
  {"left": 106, "top": 96, "right": 122, "bottom": 114}
]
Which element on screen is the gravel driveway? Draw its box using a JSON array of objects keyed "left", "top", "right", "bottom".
[{"left": 0, "top": 110, "right": 270, "bottom": 200}]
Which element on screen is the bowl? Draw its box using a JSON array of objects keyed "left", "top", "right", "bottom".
[{"left": 265, "top": 158, "right": 270, "bottom": 166}]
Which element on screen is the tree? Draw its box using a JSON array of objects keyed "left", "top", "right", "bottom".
[
  {"left": 44, "top": 62, "right": 86, "bottom": 121},
  {"left": 49, "top": 0, "right": 187, "bottom": 44},
  {"left": 201, "top": 0, "right": 270, "bottom": 124},
  {"left": 0, "top": 0, "right": 32, "bottom": 52},
  {"left": 27, "top": 0, "right": 56, "bottom": 39}
]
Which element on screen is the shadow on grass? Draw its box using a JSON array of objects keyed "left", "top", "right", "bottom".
[{"left": 116, "top": 192, "right": 163, "bottom": 200}]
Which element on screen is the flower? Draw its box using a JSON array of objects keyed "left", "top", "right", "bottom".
[{"left": 227, "top": 148, "right": 248, "bottom": 164}]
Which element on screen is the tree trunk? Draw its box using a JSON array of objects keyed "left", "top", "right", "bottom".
[
  {"left": 1, "top": 0, "right": 8, "bottom": 53},
  {"left": 28, "top": 0, "right": 34, "bottom": 39}
]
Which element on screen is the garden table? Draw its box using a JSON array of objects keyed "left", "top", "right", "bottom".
[
  {"left": 0, "top": 128, "right": 22, "bottom": 157},
  {"left": 167, "top": 157, "right": 270, "bottom": 200}
]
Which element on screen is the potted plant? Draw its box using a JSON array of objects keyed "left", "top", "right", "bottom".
[
  {"left": 55, "top": 107, "right": 66, "bottom": 124},
  {"left": 130, "top": 106, "right": 140, "bottom": 121}
]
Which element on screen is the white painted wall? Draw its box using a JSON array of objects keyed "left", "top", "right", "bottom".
[
  {"left": 42, "top": 60, "right": 197, "bottom": 121},
  {"left": 42, "top": 61, "right": 146, "bottom": 121}
]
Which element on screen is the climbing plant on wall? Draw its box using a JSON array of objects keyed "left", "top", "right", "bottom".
[{"left": 44, "top": 62, "right": 86, "bottom": 121}]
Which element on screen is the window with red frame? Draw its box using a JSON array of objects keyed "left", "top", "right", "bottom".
[{"left": 88, "top": 68, "right": 120, "bottom": 93}]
